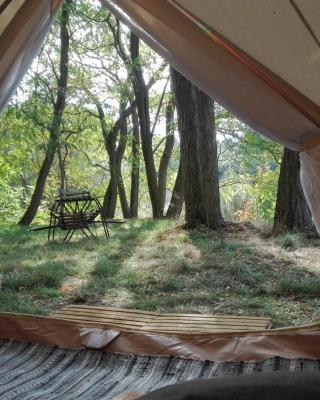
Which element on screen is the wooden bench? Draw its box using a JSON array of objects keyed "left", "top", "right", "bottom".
[{"left": 50, "top": 305, "right": 272, "bottom": 335}]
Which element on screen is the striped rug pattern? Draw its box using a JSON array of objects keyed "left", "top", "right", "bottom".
[{"left": 0, "top": 339, "right": 320, "bottom": 399}]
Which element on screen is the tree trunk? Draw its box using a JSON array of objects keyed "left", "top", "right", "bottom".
[
  {"left": 99, "top": 100, "right": 131, "bottom": 219},
  {"left": 19, "top": 0, "right": 71, "bottom": 225},
  {"left": 158, "top": 99, "right": 175, "bottom": 215},
  {"left": 118, "top": 173, "right": 131, "bottom": 218},
  {"left": 102, "top": 122, "right": 118, "bottom": 218},
  {"left": 57, "top": 141, "right": 66, "bottom": 194},
  {"left": 166, "top": 160, "right": 184, "bottom": 218},
  {"left": 130, "top": 33, "right": 162, "bottom": 218},
  {"left": 273, "top": 148, "right": 313, "bottom": 233},
  {"left": 194, "top": 88, "right": 222, "bottom": 229},
  {"left": 130, "top": 108, "right": 140, "bottom": 218},
  {"left": 171, "top": 68, "right": 203, "bottom": 228},
  {"left": 171, "top": 68, "right": 222, "bottom": 229},
  {"left": 116, "top": 111, "right": 131, "bottom": 218},
  {"left": 103, "top": 174, "right": 118, "bottom": 218}
]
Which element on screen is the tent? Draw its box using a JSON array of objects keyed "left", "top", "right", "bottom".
[{"left": 1, "top": 0, "right": 320, "bottom": 397}]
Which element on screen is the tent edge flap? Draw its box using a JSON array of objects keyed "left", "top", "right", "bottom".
[
  {"left": 0, "top": 0, "right": 63, "bottom": 112},
  {"left": 3, "top": 312, "right": 320, "bottom": 362}
]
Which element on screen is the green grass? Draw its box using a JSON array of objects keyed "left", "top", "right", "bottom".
[{"left": 1, "top": 220, "right": 320, "bottom": 327}]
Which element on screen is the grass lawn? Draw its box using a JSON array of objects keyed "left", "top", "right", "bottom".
[{"left": 1, "top": 219, "right": 320, "bottom": 327}]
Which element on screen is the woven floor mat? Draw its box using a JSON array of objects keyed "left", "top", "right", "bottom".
[{"left": 0, "top": 339, "right": 319, "bottom": 399}]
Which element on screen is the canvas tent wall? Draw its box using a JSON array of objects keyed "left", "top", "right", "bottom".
[
  {"left": 0, "top": 0, "right": 61, "bottom": 110},
  {"left": 0, "top": 0, "right": 320, "bottom": 231}
]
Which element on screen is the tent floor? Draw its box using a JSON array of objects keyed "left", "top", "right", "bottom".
[
  {"left": 49, "top": 305, "right": 272, "bottom": 335},
  {"left": 0, "top": 339, "right": 319, "bottom": 400}
]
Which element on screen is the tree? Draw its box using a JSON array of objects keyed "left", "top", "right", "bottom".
[
  {"left": 166, "top": 160, "right": 184, "bottom": 218},
  {"left": 273, "top": 148, "right": 313, "bottom": 233},
  {"left": 94, "top": 98, "right": 135, "bottom": 218},
  {"left": 158, "top": 97, "right": 175, "bottom": 215},
  {"left": 130, "top": 33, "right": 162, "bottom": 217},
  {"left": 171, "top": 68, "right": 222, "bottom": 229},
  {"left": 129, "top": 108, "right": 140, "bottom": 217},
  {"left": 19, "top": 0, "right": 72, "bottom": 225},
  {"left": 73, "top": 11, "right": 174, "bottom": 219}
]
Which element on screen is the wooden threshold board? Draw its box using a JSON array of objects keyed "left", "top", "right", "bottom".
[{"left": 50, "top": 305, "right": 272, "bottom": 335}]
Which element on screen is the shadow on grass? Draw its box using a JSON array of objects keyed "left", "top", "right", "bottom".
[
  {"left": 1, "top": 221, "right": 320, "bottom": 327},
  {"left": 0, "top": 221, "right": 157, "bottom": 314},
  {"left": 182, "top": 227, "right": 320, "bottom": 326},
  {"left": 102, "top": 223, "right": 320, "bottom": 327},
  {"left": 73, "top": 219, "right": 163, "bottom": 304},
  {"left": 1, "top": 260, "right": 76, "bottom": 314}
]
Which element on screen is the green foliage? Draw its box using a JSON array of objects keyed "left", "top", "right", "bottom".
[
  {"left": 0, "top": 179, "right": 24, "bottom": 223},
  {"left": 219, "top": 125, "right": 281, "bottom": 222}
]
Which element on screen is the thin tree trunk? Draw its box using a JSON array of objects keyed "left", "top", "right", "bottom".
[
  {"left": 116, "top": 111, "right": 131, "bottom": 218},
  {"left": 130, "top": 108, "right": 140, "bottom": 218},
  {"left": 96, "top": 101, "right": 118, "bottom": 218},
  {"left": 57, "top": 141, "right": 66, "bottom": 194},
  {"left": 130, "top": 33, "right": 162, "bottom": 218},
  {"left": 273, "top": 148, "right": 313, "bottom": 233},
  {"left": 99, "top": 100, "right": 131, "bottom": 219},
  {"left": 19, "top": 0, "right": 71, "bottom": 225},
  {"left": 158, "top": 99, "right": 175, "bottom": 215},
  {"left": 166, "top": 160, "right": 184, "bottom": 218}
]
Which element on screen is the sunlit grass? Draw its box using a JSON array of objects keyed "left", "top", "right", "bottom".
[{"left": 0, "top": 220, "right": 320, "bottom": 327}]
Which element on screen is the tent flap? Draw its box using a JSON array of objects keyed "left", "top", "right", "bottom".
[
  {"left": 0, "top": 0, "right": 63, "bottom": 111},
  {"left": 3, "top": 312, "right": 320, "bottom": 362}
]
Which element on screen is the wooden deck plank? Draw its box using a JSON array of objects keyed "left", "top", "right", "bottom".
[
  {"left": 61, "top": 306, "right": 270, "bottom": 323},
  {"left": 51, "top": 311, "right": 268, "bottom": 328},
  {"left": 63, "top": 305, "right": 270, "bottom": 320},
  {"left": 49, "top": 305, "right": 271, "bottom": 334},
  {"left": 51, "top": 316, "right": 265, "bottom": 331},
  {"left": 63, "top": 305, "right": 158, "bottom": 316},
  {"left": 50, "top": 317, "right": 261, "bottom": 333}
]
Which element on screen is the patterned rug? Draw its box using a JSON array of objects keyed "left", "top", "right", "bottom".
[{"left": 0, "top": 339, "right": 320, "bottom": 399}]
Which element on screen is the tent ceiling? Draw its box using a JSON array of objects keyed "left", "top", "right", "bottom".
[{"left": 174, "top": 0, "right": 320, "bottom": 107}]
